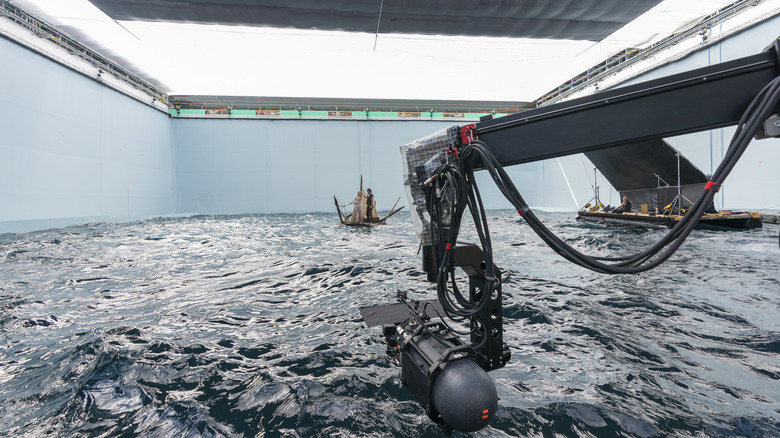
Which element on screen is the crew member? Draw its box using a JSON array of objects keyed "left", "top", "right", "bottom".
[
  {"left": 612, "top": 196, "right": 632, "bottom": 214},
  {"left": 365, "top": 188, "right": 375, "bottom": 222}
]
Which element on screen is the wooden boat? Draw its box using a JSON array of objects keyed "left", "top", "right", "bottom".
[
  {"left": 334, "top": 176, "right": 405, "bottom": 227},
  {"left": 334, "top": 195, "right": 405, "bottom": 226}
]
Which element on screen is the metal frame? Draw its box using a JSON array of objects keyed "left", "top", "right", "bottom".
[{"left": 474, "top": 39, "right": 780, "bottom": 167}]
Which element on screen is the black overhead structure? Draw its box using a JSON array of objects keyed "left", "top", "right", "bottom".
[
  {"left": 473, "top": 43, "right": 780, "bottom": 166},
  {"left": 584, "top": 140, "right": 713, "bottom": 212},
  {"left": 87, "top": 0, "right": 663, "bottom": 40}
]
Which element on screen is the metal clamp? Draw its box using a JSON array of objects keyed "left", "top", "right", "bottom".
[{"left": 460, "top": 124, "right": 477, "bottom": 145}]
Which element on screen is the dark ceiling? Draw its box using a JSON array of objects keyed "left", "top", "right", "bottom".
[{"left": 87, "top": 0, "right": 663, "bottom": 41}]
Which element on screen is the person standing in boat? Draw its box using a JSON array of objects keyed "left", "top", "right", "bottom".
[
  {"left": 612, "top": 196, "right": 632, "bottom": 214},
  {"left": 348, "top": 191, "right": 365, "bottom": 224},
  {"left": 365, "top": 188, "right": 376, "bottom": 223}
]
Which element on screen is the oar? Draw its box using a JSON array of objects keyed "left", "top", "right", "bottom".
[
  {"left": 379, "top": 208, "right": 402, "bottom": 224},
  {"left": 379, "top": 197, "right": 401, "bottom": 223},
  {"left": 334, "top": 196, "right": 346, "bottom": 223},
  {"left": 379, "top": 204, "right": 405, "bottom": 223},
  {"left": 386, "top": 205, "right": 405, "bottom": 218},
  {"left": 388, "top": 197, "right": 400, "bottom": 214}
]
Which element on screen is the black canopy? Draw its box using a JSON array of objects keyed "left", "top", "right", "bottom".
[
  {"left": 88, "top": 0, "right": 662, "bottom": 41},
  {"left": 585, "top": 139, "right": 708, "bottom": 191},
  {"left": 584, "top": 139, "right": 713, "bottom": 211}
]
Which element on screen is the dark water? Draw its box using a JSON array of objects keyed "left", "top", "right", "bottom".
[{"left": 1, "top": 211, "right": 778, "bottom": 437}]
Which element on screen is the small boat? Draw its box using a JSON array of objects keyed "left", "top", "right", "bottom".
[
  {"left": 334, "top": 176, "right": 405, "bottom": 227},
  {"left": 334, "top": 196, "right": 405, "bottom": 227},
  {"left": 577, "top": 139, "right": 762, "bottom": 230}
]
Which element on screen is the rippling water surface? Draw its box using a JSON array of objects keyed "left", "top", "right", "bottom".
[{"left": 1, "top": 211, "right": 778, "bottom": 437}]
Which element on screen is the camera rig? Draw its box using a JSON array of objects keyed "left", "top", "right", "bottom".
[
  {"left": 362, "top": 241, "right": 510, "bottom": 433},
  {"left": 361, "top": 37, "right": 780, "bottom": 434}
]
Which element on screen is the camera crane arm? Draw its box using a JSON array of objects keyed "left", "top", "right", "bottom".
[
  {"left": 364, "top": 37, "right": 780, "bottom": 435},
  {"left": 469, "top": 38, "right": 780, "bottom": 167}
]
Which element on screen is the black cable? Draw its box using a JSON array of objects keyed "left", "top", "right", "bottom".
[{"left": 423, "top": 152, "right": 497, "bottom": 323}]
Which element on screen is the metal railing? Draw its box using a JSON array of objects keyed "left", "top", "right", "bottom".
[
  {"left": 1, "top": 0, "right": 168, "bottom": 106},
  {"left": 533, "top": 0, "right": 765, "bottom": 107}
]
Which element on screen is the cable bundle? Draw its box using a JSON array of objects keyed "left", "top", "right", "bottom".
[{"left": 423, "top": 154, "right": 497, "bottom": 330}]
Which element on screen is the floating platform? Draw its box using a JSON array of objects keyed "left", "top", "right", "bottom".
[
  {"left": 577, "top": 209, "right": 763, "bottom": 230},
  {"left": 761, "top": 213, "right": 780, "bottom": 224}
]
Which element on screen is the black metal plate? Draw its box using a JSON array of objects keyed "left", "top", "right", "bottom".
[{"left": 359, "top": 299, "right": 444, "bottom": 327}]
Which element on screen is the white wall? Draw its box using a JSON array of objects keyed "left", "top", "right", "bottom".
[
  {"left": 172, "top": 118, "right": 454, "bottom": 214},
  {"left": 171, "top": 118, "right": 594, "bottom": 215},
  {"left": 0, "top": 36, "right": 176, "bottom": 233}
]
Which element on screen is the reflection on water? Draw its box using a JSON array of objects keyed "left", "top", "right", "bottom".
[{"left": 1, "top": 211, "right": 778, "bottom": 437}]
